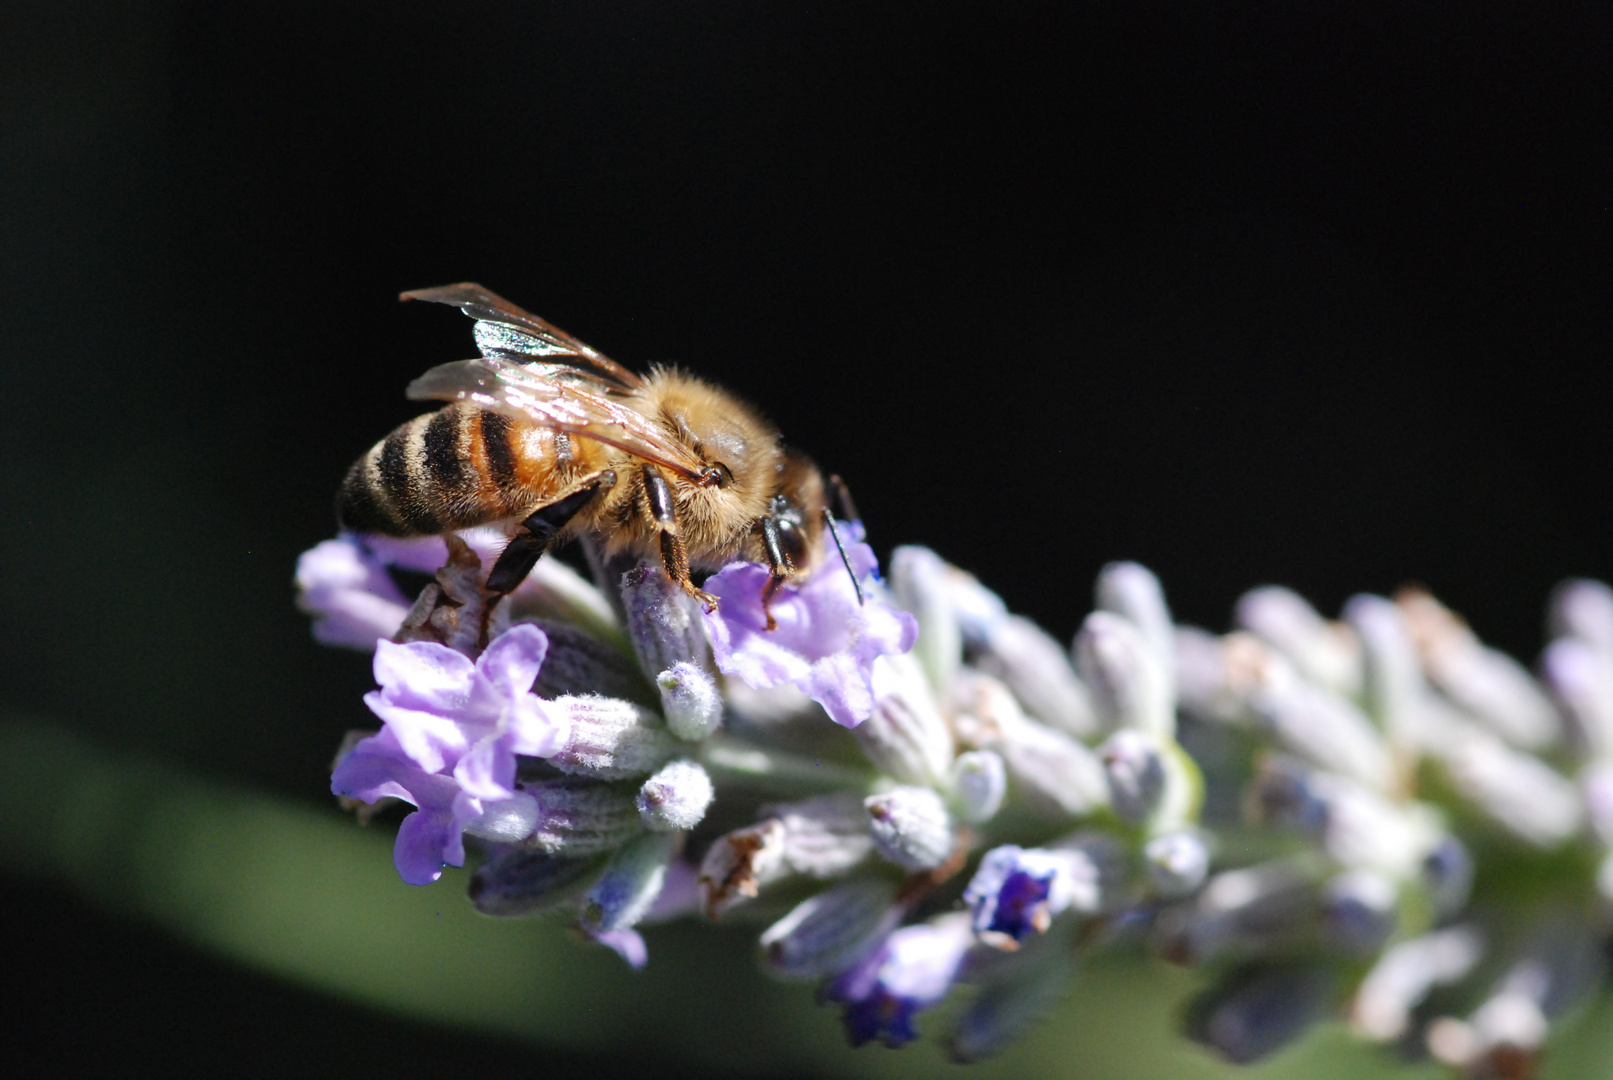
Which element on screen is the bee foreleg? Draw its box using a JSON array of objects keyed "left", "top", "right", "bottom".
[
  {"left": 643, "top": 465, "right": 719, "bottom": 613},
  {"left": 758, "top": 515, "right": 793, "bottom": 632},
  {"left": 485, "top": 473, "right": 615, "bottom": 594}
]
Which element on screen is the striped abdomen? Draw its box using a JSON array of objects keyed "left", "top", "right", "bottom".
[{"left": 336, "top": 403, "right": 597, "bottom": 536}]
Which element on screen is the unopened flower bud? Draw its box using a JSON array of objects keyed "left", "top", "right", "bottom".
[
  {"left": 1094, "top": 561, "right": 1176, "bottom": 687},
  {"left": 547, "top": 696, "right": 680, "bottom": 779},
  {"left": 656, "top": 660, "right": 723, "bottom": 740},
  {"left": 1345, "top": 594, "right": 1424, "bottom": 744},
  {"left": 1543, "top": 637, "right": 1613, "bottom": 757},
  {"left": 890, "top": 545, "right": 963, "bottom": 693},
  {"left": 1321, "top": 869, "right": 1398, "bottom": 957},
  {"left": 1099, "top": 729, "right": 1166, "bottom": 824},
  {"left": 530, "top": 620, "right": 651, "bottom": 705},
  {"left": 1145, "top": 832, "right": 1209, "bottom": 899},
  {"left": 1235, "top": 585, "right": 1360, "bottom": 695},
  {"left": 951, "top": 750, "right": 1007, "bottom": 824},
  {"left": 940, "top": 565, "right": 1010, "bottom": 644},
  {"left": 955, "top": 672, "right": 1108, "bottom": 819},
  {"left": 582, "top": 830, "right": 679, "bottom": 933},
  {"left": 1076, "top": 610, "right": 1173, "bottom": 738},
  {"left": 620, "top": 562, "right": 713, "bottom": 682},
  {"left": 468, "top": 846, "right": 602, "bottom": 916},
  {"left": 856, "top": 654, "right": 953, "bottom": 788},
  {"left": 866, "top": 786, "right": 955, "bottom": 871},
  {"left": 1251, "top": 667, "right": 1394, "bottom": 791},
  {"left": 1159, "top": 861, "right": 1320, "bottom": 965},
  {"left": 637, "top": 758, "right": 715, "bottom": 832},
  {"left": 759, "top": 878, "right": 901, "bottom": 979},
  {"left": 1438, "top": 728, "right": 1582, "bottom": 847},
  {"left": 1353, "top": 926, "right": 1483, "bottom": 1040},
  {"left": 1185, "top": 963, "right": 1337, "bottom": 1065},
  {"left": 973, "top": 616, "right": 1099, "bottom": 738},
  {"left": 524, "top": 777, "right": 645, "bottom": 855},
  {"left": 1397, "top": 588, "right": 1559, "bottom": 751},
  {"left": 949, "top": 945, "right": 1076, "bottom": 1062},
  {"left": 1549, "top": 578, "right": 1613, "bottom": 654}
]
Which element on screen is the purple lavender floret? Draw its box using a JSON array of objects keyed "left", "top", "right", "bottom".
[
  {"left": 703, "top": 539, "right": 917, "bottom": 727},
  {"left": 330, "top": 624, "right": 569, "bottom": 884},
  {"left": 963, "top": 845, "right": 1091, "bottom": 948},
  {"left": 295, "top": 535, "right": 414, "bottom": 649},
  {"left": 828, "top": 915, "right": 974, "bottom": 1047}
]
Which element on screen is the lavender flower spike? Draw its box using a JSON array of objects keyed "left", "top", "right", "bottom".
[
  {"left": 330, "top": 624, "right": 569, "bottom": 884},
  {"left": 703, "top": 540, "right": 917, "bottom": 727}
]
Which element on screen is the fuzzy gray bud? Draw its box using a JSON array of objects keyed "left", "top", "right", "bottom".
[
  {"left": 865, "top": 786, "right": 955, "bottom": 871},
  {"left": 546, "top": 695, "right": 680, "bottom": 779},
  {"left": 620, "top": 562, "right": 714, "bottom": 681},
  {"left": 759, "top": 878, "right": 900, "bottom": 979},
  {"left": 656, "top": 660, "right": 724, "bottom": 741},
  {"left": 1094, "top": 561, "right": 1176, "bottom": 687},
  {"left": 1075, "top": 610, "right": 1174, "bottom": 738},
  {"left": 637, "top": 758, "right": 715, "bottom": 832},
  {"left": 951, "top": 749, "right": 1007, "bottom": 824},
  {"left": 854, "top": 652, "right": 953, "bottom": 787},
  {"left": 582, "top": 831, "right": 679, "bottom": 933},
  {"left": 523, "top": 777, "right": 645, "bottom": 856}
]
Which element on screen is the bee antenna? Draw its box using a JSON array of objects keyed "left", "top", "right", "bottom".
[{"left": 822, "top": 508, "right": 864, "bottom": 607}]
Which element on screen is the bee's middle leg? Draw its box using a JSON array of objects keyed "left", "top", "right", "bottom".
[
  {"left": 642, "top": 465, "right": 719, "bottom": 612},
  {"left": 486, "top": 473, "right": 615, "bottom": 594}
]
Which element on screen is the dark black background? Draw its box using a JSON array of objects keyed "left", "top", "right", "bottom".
[{"left": 2, "top": 3, "right": 1609, "bottom": 1075}]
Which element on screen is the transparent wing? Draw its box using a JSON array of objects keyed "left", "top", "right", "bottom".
[
  {"left": 400, "top": 282, "right": 643, "bottom": 391},
  {"left": 407, "top": 354, "right": 711, "bottom": 481}
]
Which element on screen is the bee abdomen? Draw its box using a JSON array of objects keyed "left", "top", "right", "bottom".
[{"left": 336, "top": 403, "right": 516, "bottom": 536}]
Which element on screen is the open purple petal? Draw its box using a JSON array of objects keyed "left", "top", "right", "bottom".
[
  {"left": 333, "top": 624, "right": 567, "bottom": 887},
  {"left": 704, "top": 542, "right": 917, "bottom": 728}
]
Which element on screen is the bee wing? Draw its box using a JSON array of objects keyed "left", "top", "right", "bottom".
[
  {"left": 407, "top": 354, "right": 712, "bottom": 481},
  {"left": 401, "top": 282, "right": 644, "bottom": 391}
]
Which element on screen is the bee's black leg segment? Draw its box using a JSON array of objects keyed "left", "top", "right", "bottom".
[
  {"left": 485, "top": 475, "right": 611, "bottom": 594},
  {"left": 758, "top": 516, "right": 793, "bottom": 631},
  {"left": 643, "top": 465, "right": 718, "bottom": 611},
  {"left": 822, "top": 509, "right": 864, "bottom": 607}
]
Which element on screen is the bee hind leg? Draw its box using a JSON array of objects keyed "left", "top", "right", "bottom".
[{"left": 485, "top": 474, "right": 614, "bottom": 594}]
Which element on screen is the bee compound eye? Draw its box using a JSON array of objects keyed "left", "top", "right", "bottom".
[{"left": 708, "top": 462, "right": 735, "bottom": 488}]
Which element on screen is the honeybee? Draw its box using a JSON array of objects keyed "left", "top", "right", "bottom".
[{"left": 337, "top": 283, "right": 860, "bottom": 623}]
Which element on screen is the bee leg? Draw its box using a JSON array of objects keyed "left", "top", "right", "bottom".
[
  {"left": 485, "top": 474, "right": 614, "bottom": 594},
  {"left": 758, "top": 516, "right": 793, "bottom": 632},
  {"left": 642, "top": 465, "right": 719, "bottom": 612}
]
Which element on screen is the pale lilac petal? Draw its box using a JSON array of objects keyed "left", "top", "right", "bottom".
[
  {"left": 373, "top": 639, "right": 476, "bottom": 714},
  {"left": 704, "top": 542, "right": 917, "bottom": 728},
  {"left": 453, "top": 730, "right": 521, "bottom": 801},
  {"left": 472, "top": 624, "right": 551, "bottom": 703},
  {"left": 394, "top": 803, "right": 463, "bottom": 885},
  {"left": 295, "top": 537, "right": 411, "bottom": 650},
  {"left": 362, "top": 691, "right": 474, "bottom": 776},
  {"left": 588, "top": 927, "right": 649, "bottom": 969}
]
